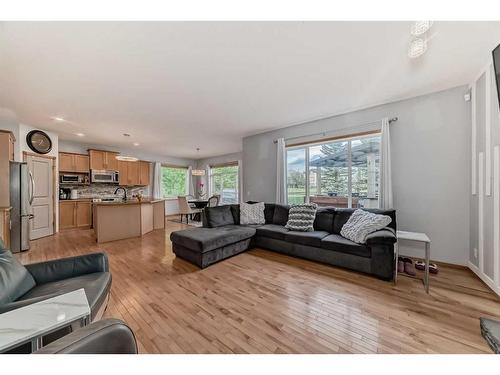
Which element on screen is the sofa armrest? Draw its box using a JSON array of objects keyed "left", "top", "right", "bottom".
[
  {"left": 25, "top": 252, "right": 109, "bottom": 285},
  {"left": 365, "top": 229, "right": 397, "bottom": 246},
  {"left": 34, "top": 319, "right": 137, "bottom": 354}
]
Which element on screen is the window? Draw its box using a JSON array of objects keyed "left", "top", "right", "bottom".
[
  {"left": 161, "top": 166, "right": 188, "bottom": 198},
  {"left": 286, "top": 133, "right": 381, "bottom": 208},
  {"left": 209, "top": 163, "right": 239, "bottom": 204}
]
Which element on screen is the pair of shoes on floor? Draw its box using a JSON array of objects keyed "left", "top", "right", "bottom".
[
  {"left": 398, "top": 257, "right": 416, "bottom": 276},
  {"left": 415, "top": 260, "right": 439, "bottom": 274}
]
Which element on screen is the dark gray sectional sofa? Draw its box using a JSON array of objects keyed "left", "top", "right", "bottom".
[{"left": 170, "top": 203, "right": 397, "bottom": 281}]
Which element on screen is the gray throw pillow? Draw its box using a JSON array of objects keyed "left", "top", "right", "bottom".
[
  {"left": 240, "top": 202, "right": 265, "bottom": 225},
  {"left": 285, "top": 203, "right": 318, "bottom": 232},
  {"left": 340, "top": 209, "right": 392, "bottom": 244}
]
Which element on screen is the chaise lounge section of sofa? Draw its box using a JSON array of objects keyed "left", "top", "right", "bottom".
[{"left": 170, "top": 203, "right": 397, "bottom": 280}]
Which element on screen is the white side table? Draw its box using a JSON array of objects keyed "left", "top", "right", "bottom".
[
  {"left": 0, "top": 288, "right": 90, "bottom": 353},
  {"left": 395, "top": 230, "right": 431, "bottom": 293}
]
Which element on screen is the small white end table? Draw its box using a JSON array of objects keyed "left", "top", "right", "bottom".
[
  {"left": 395, "top": 230, "right": 431, "bottom": 293},
  {"left": 0, "top": 288, "right": 90, "bottom": 353}
]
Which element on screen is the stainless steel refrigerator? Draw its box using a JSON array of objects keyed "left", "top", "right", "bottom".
[{"left": 10, "top": 162, "right": 34, "bottom": 253}]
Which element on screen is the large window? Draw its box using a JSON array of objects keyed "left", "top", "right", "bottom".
[
  {"left": 161, "top": 166, "right": 188, "bottom": 198},
  {"left": 286, "top": 133, "right": 381, "bottom": 208},
  {"left": 209, "top": 163, "right": 239, "bottom": 204}
]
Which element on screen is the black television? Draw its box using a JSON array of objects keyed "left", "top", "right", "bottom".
[{"left": 493, "top": 43, "right": 500, "bottom": 111}]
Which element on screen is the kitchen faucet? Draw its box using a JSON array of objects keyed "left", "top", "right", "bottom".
[{"left": 114, "top": 187, "right": 127, "bottom": 201}]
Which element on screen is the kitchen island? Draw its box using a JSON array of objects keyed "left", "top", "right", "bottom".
[{"left": 93, "top": 198, "right": 165, "bottom": 243}]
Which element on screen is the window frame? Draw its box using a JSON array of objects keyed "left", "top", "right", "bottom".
[
  {"left": 285, "top": 131, "right": 381, "bottom": 208},
  {"left": 209, "top": 162, "right": 239, "bottom": 204},
  {"left": 160, "top": 164, "right": 189, "bottom": 199}
]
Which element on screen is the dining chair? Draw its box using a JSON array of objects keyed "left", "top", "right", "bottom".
[
  {"left": 207, "top": 194, "right": 220, "bottom": 207},
  {"left": 177, "top": 196, "right": 201, "bottom": 224},
  {"left": 186, "top": 194, "right": 196, "bottom": 208}
]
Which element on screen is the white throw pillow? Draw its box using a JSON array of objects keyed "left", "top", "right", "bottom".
[
  {"left": 340, "top": 209, "right": 392, "bottom": 244},
  {"left": 240, "top": 202, "right": 266, "bottom": 225}
]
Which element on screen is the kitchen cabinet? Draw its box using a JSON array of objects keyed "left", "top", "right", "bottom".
[
  {"left": 89, "top": 150, "right": 119, "bottom": 171},
  {"left": 59, "top": 200, "right": 92, "bottom": 230},
  {"left": 118, "top": 160, "right": 150, "bottom": 186},
  {"left": 59, "top": 152, "right": 89, "bottom": 173},
  {"left": 139, "top": 161, "right": 151, "bottom": 186},
  {"left": 0, "top": 130, "right": 16, "bottom": 208},
  {"left": 1, "top": 208, "right": 11, "bottom": 248}
]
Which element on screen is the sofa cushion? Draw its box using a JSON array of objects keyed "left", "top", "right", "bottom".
[
  {"left": 264, "top": 203, "right": 276, "bottom": 224},
  {"left": 170, "top": 226, "right": 256, "bottom": 253},
  {"left": 313, "top": 208, "right": 335, "bottom": 232},
  {"left": 229, "top": 205, "right": 240, "bottom": 225},
  {"left": 285, "top": 203, "right": 318, "bottom": 232},
  {"left": 240, "top": 202, "right": 266, "bottom": 225},
  {"left": 320, "top": 234, "right": 371, "bottom": 258},
  {"left": 285, "top": 230, "right": 330, "bottom": 247},
  {"left": 18, "top": 272, "right": 111, "bottom": 318},
  {"left": 0, "top": 249, "right": 36, "bottom": 305},
  {"left": 333, "top": 208, "right": 396, "bottom": 234},
  {"left": 204, "top": 205, "right": 235, "bottom": 228},
  {"left": 255, "top": 224, "right": 289, "bottom": 241},
  {"left": 272, "top": 204, "right": 290, "bottom": 226}
]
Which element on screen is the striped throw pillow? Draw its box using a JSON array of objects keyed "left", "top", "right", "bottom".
[{"left": 285, "top": 203, "right": 318, "bottom": 232}]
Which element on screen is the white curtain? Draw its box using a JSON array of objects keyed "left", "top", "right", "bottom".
[
  {"left": 186, "top": 166, "right": 194, "bottom": 197},
  {"left": 276, "top": 138, "right": 286, "bottom": 204},
  {"left": 152, "top": 162, "right": 163, "bottom": 199},
  {"left": 237, "top": 160, "right": 243, "bottom": 203},
  {"left": 379, "top": 118, "right": 393, "bottom": 209}
]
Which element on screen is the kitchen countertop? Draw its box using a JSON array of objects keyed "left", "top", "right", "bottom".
[{"left": 92, "top": 198, "right": 165, "bottom": 206}]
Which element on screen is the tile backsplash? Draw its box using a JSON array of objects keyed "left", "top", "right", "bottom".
[{"left": 60, "top": 184, "right": 148, "bottom": 199}]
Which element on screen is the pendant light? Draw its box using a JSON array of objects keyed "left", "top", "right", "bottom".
[{"left": 192, "top": 148, "right": 206, "bottom": 176}]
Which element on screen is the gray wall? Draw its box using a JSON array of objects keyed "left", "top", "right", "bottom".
[
  {"left": 469, "top": 63, "right": 500, "bottom": 284},
  {"left": 243, "top": 85, "right": 470, "bottom": 265}
]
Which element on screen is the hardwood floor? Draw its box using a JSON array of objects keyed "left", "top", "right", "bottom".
[{"left": 16, "top": 222, "right": 500, "bottom": 354}]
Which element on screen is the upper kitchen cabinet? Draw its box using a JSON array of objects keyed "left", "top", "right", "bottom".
[
  {"left": 127, "top": 161, "right": 140, "bottom": 186},
  {"left": 139, "top": 161, "right": 150, "bottom": 186},
  {"left": 59, "top": 152, "right": 89, "bottom": 173},
  {"left": 89, "top": 150, "right": 119, "bottom": 171}
]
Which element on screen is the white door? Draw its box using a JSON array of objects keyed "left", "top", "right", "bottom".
[{"left": 26, "top": 155, "right": 54, "bottom": 239}]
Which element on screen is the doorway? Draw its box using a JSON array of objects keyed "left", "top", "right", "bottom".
[{"left": 24, "top": 153, "right": 55, "bottom": 240}]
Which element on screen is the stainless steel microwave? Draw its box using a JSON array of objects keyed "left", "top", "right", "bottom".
[
  {"left": 91, "top": 170, "right": 119, "bottom": 184},
  {"left": 60, "top": 174, "right": 84, "bottom": 184}
]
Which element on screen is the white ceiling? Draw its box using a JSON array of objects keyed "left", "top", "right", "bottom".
[{"left": 1, "top": 21, "right": 499, "bottom": 159}]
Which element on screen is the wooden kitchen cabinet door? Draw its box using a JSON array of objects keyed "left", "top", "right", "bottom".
[
  {"left": 59, "top": 153, "right": 75, "bottom": 172},
  {"left": 127, "top": 161, "right": 140, "bottom": 185},
  {"left": 74, "top": 154, "right": 90, "bottom": 173},
  {"left": 118, "top": 161, "right": 128, "bottom": 186},
  {"left": 104, "top": 152, "right": 119, "bottom": 171},
  {"left": 89, "top": 150, "right": 105, "bottom": 170},
  {"left": 59, "top": 201, "right": 76, "bottom": 229},
  {"left": 76, "top": 202, "right": 91, "bottom": 227},
  {"left": 139, "top": 161, "right": 150, "bottom": 186}
]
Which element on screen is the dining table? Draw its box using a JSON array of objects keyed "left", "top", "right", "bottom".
[{"left": 188, "top": 199, "right": 209, "bottom": 221}]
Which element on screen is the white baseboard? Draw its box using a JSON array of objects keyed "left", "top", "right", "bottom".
[{"left": 468, "top": 261, "right": 500, "bottom": 297}]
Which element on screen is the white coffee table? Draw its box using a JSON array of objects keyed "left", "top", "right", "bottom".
[
  {"left": 395, "top": 230, "right": 431, "bottom": 293},
  {"left": 0, "top": 288, "right": 91, "bottom": 353}
]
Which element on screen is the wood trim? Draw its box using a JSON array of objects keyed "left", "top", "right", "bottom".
[
  {"left": 161, "top": 164, "right": 189, "bottom": 169},
  {"left": 58, "top": 151, "right": 88, "bottom": 157},
  {"left": 0, "top": 129, "right": 16, "bottom": 141},
  {"left": 22, "top": 151, "right": 56, "bottom": 160},
  {"left": 209, "top": 161, "right": 239, "bottom": 168},
  {"left": 87, "top": 149, "right": 119, "bottom": 154},
  {"left": 286, "top": 129, "right": 381, "bottom": 148}
]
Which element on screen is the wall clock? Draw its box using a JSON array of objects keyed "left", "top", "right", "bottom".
[{"left": 26, "top": 130, "right": 53, "bottom": 154}]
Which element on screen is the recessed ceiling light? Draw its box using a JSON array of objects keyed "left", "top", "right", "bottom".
[
  {"left": 133, "top": 142, "right": 140, "bottom": 146},
  {"left": 51, "top": 116, "right": 66, "bottom": 122},
  {"left": 75, "top": 133, "right": 85, "bottom": 137},
  {"left": 123, "top": 133, "right": 131, "bottom": 137}
]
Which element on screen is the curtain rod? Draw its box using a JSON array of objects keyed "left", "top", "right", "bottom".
[{"left": 273, "top": 117, "right": 398, "bottom": 144}]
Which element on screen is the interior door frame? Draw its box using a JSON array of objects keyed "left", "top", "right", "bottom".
[{"left": 23, "top": 151, "right": 57, "bottom": 235}]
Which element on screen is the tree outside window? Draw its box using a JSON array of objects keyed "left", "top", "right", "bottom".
[
  {"left": 210, "top": 164, "right": 239, "bottom": 204},
  {"left": 161, "top": 166, "right": 187, "bottom": 198}
]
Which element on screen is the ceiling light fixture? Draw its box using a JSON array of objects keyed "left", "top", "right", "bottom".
[
  {"left": 408, "top": 38, "right": 428, "bottom": 58},
  {"left": 133, "top": 142, "right": 140, "bottom": 146},
  {"left": 191, "top": 148, "right": 206, "bottom": 176},
  {"left": 410, "top": 21, "right": 433, "bottom": 36},
  {"left": 123, "top": 133, "right": 131, "bottom": 137},
  {"left": 75, "top": 133, "right": 85, "bottom": 137},
  {"left": 115, "top": 155, "right": 139, "bottom": 162},
  {"left": 51, "top": 116, "right": 66, "bottom": 122}
]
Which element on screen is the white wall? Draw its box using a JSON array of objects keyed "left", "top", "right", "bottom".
[
  {"left": 243, "top": 86, "right": 471, "bottom": 265},
  {"left": 468, "top": 60, "right": 500, "bottom": 296}
]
